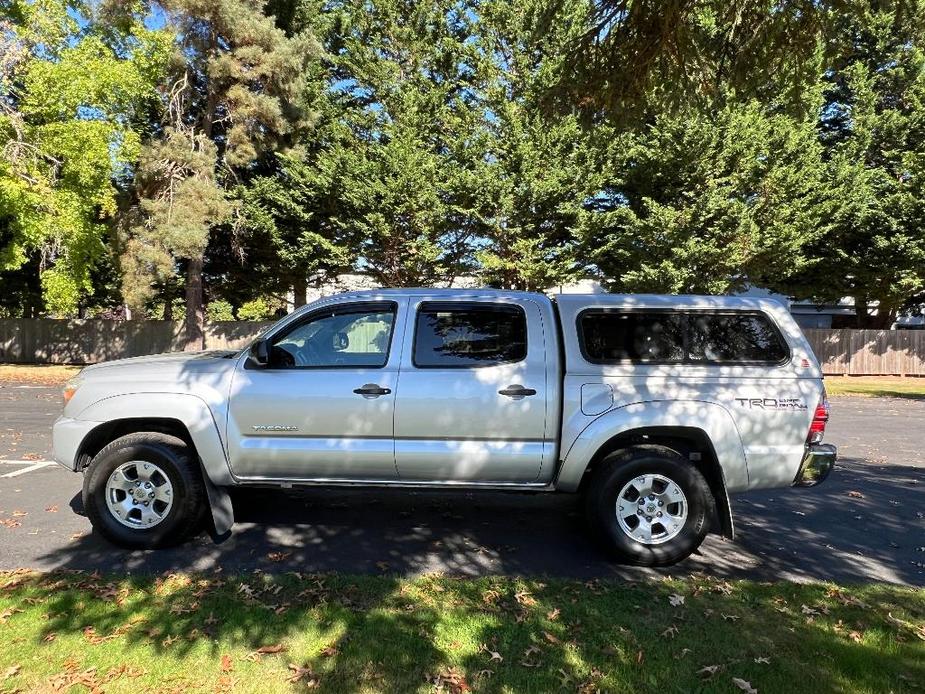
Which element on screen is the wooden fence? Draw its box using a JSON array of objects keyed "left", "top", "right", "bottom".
[
  {"left": 0, "top": 319, "right": 271, "bottom": 365},
  {"left": 804, "top": 329, "right": 925, "bottom": 376},
  {"left": 1, "top": 320, "right": 925, "bottom": 374}
]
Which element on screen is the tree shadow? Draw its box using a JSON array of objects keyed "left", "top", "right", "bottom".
[
  {"left": 2, "top": 570, "right": 923, "bottom": 692},
  {"left": 36, "top": 452, "right": 925, "bottom": 589}
]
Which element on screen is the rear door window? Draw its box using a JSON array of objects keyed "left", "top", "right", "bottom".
[
  {"left": 578, "top": 310, "right": 788, "bottom": 365},
  {"left": 413, "top": 302, "right": 527, "bottom": 368}
]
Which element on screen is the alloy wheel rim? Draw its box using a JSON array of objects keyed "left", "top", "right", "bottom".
[
  {"left": 615, "top": 473, "right": 688, "bottom": 545},
  {"left": 105, "top": 461, "right": 174, "bottom": 529}
]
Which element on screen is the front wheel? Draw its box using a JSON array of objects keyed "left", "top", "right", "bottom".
[
  {"left": 83, "top": 433, "right": 205, "bottom": 549},
  {"left": 583, "top": 445, "right": 715, "bottom": 566}
]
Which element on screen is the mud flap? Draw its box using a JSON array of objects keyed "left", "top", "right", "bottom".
[
  {"left": 201, "top": 470, "right": 234, "bottom": 542},
  {"left": 715, "top": 482, "right": 735, "bottom": 540}
]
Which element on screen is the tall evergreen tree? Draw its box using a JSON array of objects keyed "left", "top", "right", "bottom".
[
  {"left": 470, "top": 0, "right": 597, "bottom": 290},
  {"left": 119, "top": 0, "right": 317, "bottom": 346},
  {"left": 780, "top": 1, "right": 925, "bottom": 327},
  {"left": 578, "top": 100, "right": 831, "bottom": 294},
  {"left": 320, "top": 0, "right": 488, "bottom": 286}
]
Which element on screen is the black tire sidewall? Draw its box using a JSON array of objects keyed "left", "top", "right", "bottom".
[
  {"left": 83, "top": 436, "right": 200, "bottom": 549},
  {"left": 588, "top": 450, "right": 713, "bottom": 566}
]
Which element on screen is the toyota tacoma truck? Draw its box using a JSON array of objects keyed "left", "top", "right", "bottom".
[{"left": 53, "top": 290, "right": 835, "bottom": 566}]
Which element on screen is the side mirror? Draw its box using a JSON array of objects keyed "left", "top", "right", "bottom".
[{"left": 249, "top": 339, "right": 269, "bottom": 367}]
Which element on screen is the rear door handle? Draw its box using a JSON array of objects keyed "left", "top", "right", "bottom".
[
  {"left": 353, "top": 384, "right": 391, "bottom": 397},
  {"left": 498, "top": 385, "right": 537, "bottom": 398}
]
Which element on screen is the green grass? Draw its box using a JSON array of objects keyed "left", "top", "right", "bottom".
[
  {"left": 0, "top": 571, "right": 922, "bottom": 693},
  {"left": 825, "top": 376, "right": 925, "bottom": 399}
]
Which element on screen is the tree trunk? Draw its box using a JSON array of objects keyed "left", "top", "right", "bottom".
[
  {"left": 163, "top": 288, "right": 173, "bottom": 321},
  {"left": 854, "top": 297, "right": 870, "bottom": 328},
  {"left": 292, "top": 275, "right": 307, "bottom": 310},
  {"left": 184, "top": 257, "right": 206, "bottom": 351}
]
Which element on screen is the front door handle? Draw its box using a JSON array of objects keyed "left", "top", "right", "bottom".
[
  {"left": 353, "top": 384, "right": 391, "bottom": 397},
  {"left": 498, "top": 384, "right": 537, "bottom": 398}
]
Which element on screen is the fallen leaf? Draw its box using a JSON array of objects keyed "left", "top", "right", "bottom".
[
  {"left": 668, "top": 594, "right": 685, "bottom": 607},
  {"left": 732, "top": 677, "right": 758, "bottom": 693},
  {"left": 754, "top": 657, "right": 771, "bottom": 664},
  {"left": 721, "top": 613, "right": 740, "bottom": 622},
  {"left": 287, "top": 663, "right": 318, "bottom": 686},
  {"left": 542, "top": 631, "right": 560, "bottom": 644},
  {"left": 3, "top": 665, "right": 20, "bottom": 680},
  {"left": 266, "top": 551, "right": 291, "bottom": 562},
  {"left": 486, "top": 648, "right": 502, "bottom": 662},
  {"left": 514, "top": 590, "right": 537, "bottom": 607},
  {"left": 256, "top": 643, "right": 288, "bottom": 655},
  {"left": 546, "top": 608, "right": 560, "bottom": 620},
  {"left": 42, "top": 633, "right": 57, "bottom": 643},
  {"left": 431, "top": 666, "right": 470, "bottom": 693},
  {"left": 0, "top": 608, "right": 23, "bottom": 623},
  {"left": 661, "top": 625, "right": 679, "bottom": 638},
  {"left": 320, "top": 644, "right": 337, "bottom": 657},
  {"left": 220, "top": 654, "right": 233, "bottom": 673},
  {"left": 44, "top": 505, "right": 58, "bottom": 513},
  {"left": 847, "top": 490, "right": 865, "bottom": 499},
  {"left": 698, "top": 665, "right": 722, "bottom": 679}
]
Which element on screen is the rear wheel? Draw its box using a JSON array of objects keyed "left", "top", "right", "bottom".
[
  {"left": 583, "top": 445, "right": 714, "bottom": 566},
  {"left": 83, "top": 433, "right": 205, "bottom": 549}
]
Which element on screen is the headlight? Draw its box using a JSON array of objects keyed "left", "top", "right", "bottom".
[{"left": 62, "top": 377, "right": 83, "bottom": 406}]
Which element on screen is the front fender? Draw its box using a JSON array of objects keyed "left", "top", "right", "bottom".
[
  {"left": 555, "top": 400, "right": 748, "bottom": 493},
  {"left": 75, "top": 393, "right": 233, "bottom": 486}
]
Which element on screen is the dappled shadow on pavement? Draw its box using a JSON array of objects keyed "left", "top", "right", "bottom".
[{"left": 36, "top": 456, "right": 925, "bottom": 586}]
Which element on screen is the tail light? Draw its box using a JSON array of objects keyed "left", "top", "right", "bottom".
[{"left": 807, "top": 388, "right": 829, "bottom": 443}]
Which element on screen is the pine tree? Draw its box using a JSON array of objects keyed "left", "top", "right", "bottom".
[{"left": 120, "top": 0, "right": 318, "bottom": 347}]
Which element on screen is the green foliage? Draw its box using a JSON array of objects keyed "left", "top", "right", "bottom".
[
  {"left": 780, "top": 1, "right": 925, "bottom": 327},
  {"left": 0, "top": 0, "right": 170, "bottom": 315},
  {"left": 119, "top": 0, "right": 319, "bottom": 345},
  {"left": 205, "top": 299, "right": 234, "bottom": 321},
  {"left": 580, "top": 99, "right": 830, "bottom": 294},
  {"left": 3, "top": 0, "right": 925, "bottom": 326}
]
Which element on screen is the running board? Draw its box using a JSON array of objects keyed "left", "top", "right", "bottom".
[{"left": 232, "top": 477, "right": 556, "bottom": 492}]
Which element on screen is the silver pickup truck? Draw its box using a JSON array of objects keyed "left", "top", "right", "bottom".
[{"left": 53, "top": 289, "right": 835, "bottom": 566}]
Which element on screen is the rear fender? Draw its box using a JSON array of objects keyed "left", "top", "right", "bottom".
[{"left": 556, "top": 400, "right": 749, "bottom": 494}]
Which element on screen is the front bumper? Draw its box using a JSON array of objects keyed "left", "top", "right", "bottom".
[
  {"left": 793, "top": 443, "right": 837, "bottom": 487},
  {"left": 52, "top": 416, "right": 102, "bottom": 471}
]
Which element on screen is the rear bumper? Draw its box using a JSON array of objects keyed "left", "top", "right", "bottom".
[{"left": 792, "top": 443, "right": 836, "bottom": 487}]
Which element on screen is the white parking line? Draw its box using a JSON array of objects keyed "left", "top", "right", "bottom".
[
  {"left": 0, "top": 459, "right": 53, "bottom": 465},
  {"left": 0, "top": 461, "right": 55, "bottom": 478}
]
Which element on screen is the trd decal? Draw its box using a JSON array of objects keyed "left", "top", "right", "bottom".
[{"left": 734, "top": 398, "right": 807, "bottom": 411}]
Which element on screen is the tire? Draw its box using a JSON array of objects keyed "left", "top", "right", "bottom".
[
  {"left": 583, "top": 444, "right": 714, "bottom": 567},
  {"left": 83, "top": 432, "right": 206, "bottom": 549}
]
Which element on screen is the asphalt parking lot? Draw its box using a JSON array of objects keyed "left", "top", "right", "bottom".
[{"left": 0, "top": 382, "right": 923, "bottom": 585}]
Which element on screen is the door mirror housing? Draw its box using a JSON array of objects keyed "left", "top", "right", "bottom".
[{"left": 249, "top": 338, "right": 269, "bottom": 367}]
